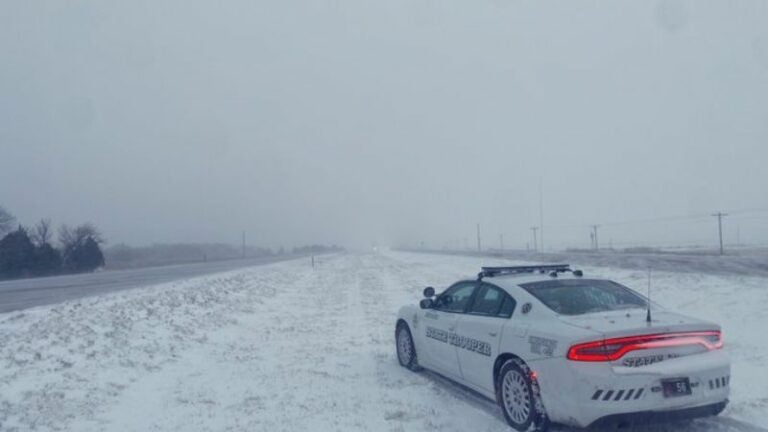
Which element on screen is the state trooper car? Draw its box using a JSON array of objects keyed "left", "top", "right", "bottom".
[{"left": 395, "top": 265, "right": 730, "bottom": 430}]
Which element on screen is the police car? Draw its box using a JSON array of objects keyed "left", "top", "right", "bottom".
[{"left": 395, "top": 265, "right": 730, "bottom": 430}]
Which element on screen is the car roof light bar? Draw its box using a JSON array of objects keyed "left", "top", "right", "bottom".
[{"left": 478, "top": 264, "right": 571, "bottom": 280}]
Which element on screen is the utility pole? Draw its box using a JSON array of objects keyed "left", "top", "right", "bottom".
[
  {"left": 530, "top": 227, "right": 539, "bottom": 252},
  {"left": 539, "top": 178, "right": 545, "bottom": 251},
  {"left": 499, "top": 234, "right": 504, "bottom": 252},
  {"left": 712, "top": 212, "right": 728, "bottom": 255},
  {"left": 591, "top": 225, "right": 600, "bottom": 251},
  {"left": 241, "top": 231, "right": 246, "bottom": 259},
  {"left": 476, "top": 223, "right": 482, "bottom": 252}
]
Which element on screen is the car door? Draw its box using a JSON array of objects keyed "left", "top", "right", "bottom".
[
  {"left": 422, "top": 281, "right": 477, "bottom": 378},
  {"left": 454, "top": 283, "right": 517, "bottom": 392}
]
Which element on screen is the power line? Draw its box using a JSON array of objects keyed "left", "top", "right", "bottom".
[
  {"left": 547, "top": 207, "right": 768, "bottom": 231},
  {"left": 445, "top": 205, "right": 768, "bottom": 252},
  {"left": 725, "top": 214, "right": 768, "bottom": 223},
  {"left": 719, "top": 207, "right": 768, "bottom": 216},
  {"left": 600, "top": 214, "right": 712, "bottom": 227}
]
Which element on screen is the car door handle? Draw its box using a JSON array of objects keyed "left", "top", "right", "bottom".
[{"left": 488, "top": 332, "right": 498, "bottom": 337}]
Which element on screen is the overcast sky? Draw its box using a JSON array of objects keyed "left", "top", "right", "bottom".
[{"left": 2, "top": 0, "right": 767, "bottom": 250}]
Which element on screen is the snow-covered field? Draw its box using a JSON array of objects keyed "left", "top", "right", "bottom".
[{"left": 1, "top": 251, "right": 766, "bottom": 431}]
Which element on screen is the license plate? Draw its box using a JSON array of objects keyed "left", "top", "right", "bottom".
[{"left": 662, "top": 378, "right": 692, "bottom": 397}]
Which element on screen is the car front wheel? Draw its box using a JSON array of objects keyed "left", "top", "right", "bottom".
[{"left": 395, "top": 323, "right": 421, "bottom": 371}]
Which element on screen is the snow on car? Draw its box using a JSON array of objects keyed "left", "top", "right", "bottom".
[{"left": 395, "top": 264, "right": 731, "bottom": 431}]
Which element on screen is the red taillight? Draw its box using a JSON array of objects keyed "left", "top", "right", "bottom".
[{"left": 567, "top": 331, "right": 723, "bottom": 362}]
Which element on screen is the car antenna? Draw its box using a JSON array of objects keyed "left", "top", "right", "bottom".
[{"left": 646, "top": 267, "right": 652, "bottom": 325}]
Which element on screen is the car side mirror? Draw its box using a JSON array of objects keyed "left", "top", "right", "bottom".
[
  {"left": 423, "top": 286, "right": 435, "bottom": 298},
  {"left": 420, "top": 298, "right": 434, "bottom": 309}
]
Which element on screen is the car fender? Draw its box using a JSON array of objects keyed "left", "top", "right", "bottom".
[{"left": 397, "top": 305, "right": 419, "bottom": 327}]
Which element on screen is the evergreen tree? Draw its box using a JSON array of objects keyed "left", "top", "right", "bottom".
[
  {"left": 67, "top": 236, "right": 105, "bottom": 272},
  {"left": 0, "top": 227, "right": 35, "bottom": 279},
  {"left": 31, "top": 243, "right": 63, "bottom": 276}
]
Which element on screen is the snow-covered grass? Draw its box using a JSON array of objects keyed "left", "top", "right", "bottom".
[{"left": 0, "top": 252, "right": 766, "bottom": 431}]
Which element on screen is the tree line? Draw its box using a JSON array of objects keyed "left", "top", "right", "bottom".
[
  {"left": 0, "top": 206, "right": 105, "bottom": 280},
  {"left": 1, "top": 205, "right": 346, "bottom": 279},
  {"left": 104, "top": 242, "right": 275, "bottom": 269}
]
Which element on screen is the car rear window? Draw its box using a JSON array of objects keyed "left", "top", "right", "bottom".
[{"left": 519, "top": 279, "right": 647, "bottom": 316}]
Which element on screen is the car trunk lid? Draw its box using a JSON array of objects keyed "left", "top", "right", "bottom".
[{"left": 560, "top": 309, "right": 722, "bottom": 367}]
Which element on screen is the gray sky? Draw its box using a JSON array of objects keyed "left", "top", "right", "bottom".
[{"left": 2, "top": 0, "right": 768, "bottom": 250}]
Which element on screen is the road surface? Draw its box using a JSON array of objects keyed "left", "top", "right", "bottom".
[{"left": 0, "top": 255, "right": 308, "bottom": 313}]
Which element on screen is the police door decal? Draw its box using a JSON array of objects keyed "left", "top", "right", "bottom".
[{"left": 426, "top": 326, "right": 492, "bottom": 357}]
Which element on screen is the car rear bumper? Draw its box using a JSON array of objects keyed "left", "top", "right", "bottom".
[
  {"left": 589, "top": 400, "right": 727, "bottom": 429},
  {"left": 533, "top": 350, "right": 731, "bottom": 428}
]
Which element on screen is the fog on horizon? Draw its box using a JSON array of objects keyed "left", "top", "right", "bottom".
[{"left": 2, "top": 0, "right": 768, "bottom": 252}]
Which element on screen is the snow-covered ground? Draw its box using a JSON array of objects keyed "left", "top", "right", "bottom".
[{"left": 1, "top": 251, "right": 766, "bottom": 431}]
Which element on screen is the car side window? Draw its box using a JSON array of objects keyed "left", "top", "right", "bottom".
[
  {"left": 435, "top": 282, "right": 477, "bottom": 313},
  {"left": 466, "top": 284, "right": 516, "bottom": 318},
  {"left": 498, "top": 294, "right": 516, "bottom": 319},
  {"left": 468, "top": 284, "right": 506, "bottom": 316}
]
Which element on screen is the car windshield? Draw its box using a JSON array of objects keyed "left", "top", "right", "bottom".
[{"left": 519, "top": 279, "right": 647, "bottom": 316}]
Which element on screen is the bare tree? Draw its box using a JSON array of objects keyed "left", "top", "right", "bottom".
[
  {"left": 58, "top": 224, "right": 75, "bottom": 251},
  {"left": 0, "top": 205, "right": 15, "bottom": 236},
  {"left": 59, "top": 223, "right": 104, "bottom": 254},
  {"left": 74, "top": 223, "right": 104, "bottom": 244},
  {"left": 31, "top": 219, "right": 53, "bottom": 246}
]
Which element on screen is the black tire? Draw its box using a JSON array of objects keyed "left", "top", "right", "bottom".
[
  {"left": 496, "top": 359, "right": 549, "bottom": 432},
  {"left": 395, "top": 322, "right": 422, "bottom": 372}
]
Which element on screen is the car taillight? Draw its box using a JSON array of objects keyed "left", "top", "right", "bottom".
[{"left": 567, "top": 330, "right": 723, "bottom": 362}]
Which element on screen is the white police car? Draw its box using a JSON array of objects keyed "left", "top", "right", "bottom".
[{"left": 395, "top": 265, "right": 730, "bottom": 430}]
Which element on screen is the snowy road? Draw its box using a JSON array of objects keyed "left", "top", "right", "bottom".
[
  {"left": 0, "top": 255, "right": 303, "bottom": 313},
  {"left": 1, "top": 251, "right": 766, "bottom": 431}
]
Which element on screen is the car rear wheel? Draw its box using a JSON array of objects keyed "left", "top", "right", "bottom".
[
  {"left": 497, "top": 360, "right": 549, "bottom": 431},
  {"left": 395, "top": 323, "right": 421, "bottom": 371}
]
